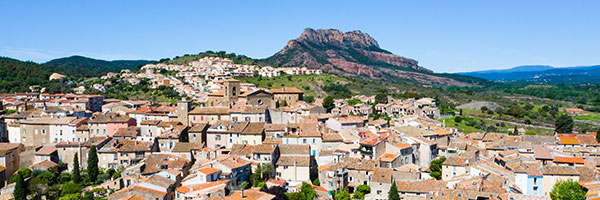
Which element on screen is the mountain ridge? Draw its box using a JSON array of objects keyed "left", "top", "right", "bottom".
[
  {"left": 43, "top": 55, "right": 154, "bottom": 77},
  {"left": 459, "top": 65, "right": 600, "bottom": 82},
  {"left": 265, "top": 28, "right": 474, "bottom": 86}
]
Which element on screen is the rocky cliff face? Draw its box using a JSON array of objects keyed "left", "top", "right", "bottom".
[{"left": 266, "top": 28, "right": 468, "bottom": 86}]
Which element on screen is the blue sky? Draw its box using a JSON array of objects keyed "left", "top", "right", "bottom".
[{"left": 1, "top": 1, "right": 599, "bottom": 72}]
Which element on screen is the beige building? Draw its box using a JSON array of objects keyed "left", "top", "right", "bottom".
[{"left": 271, "top": 87, "right": 304, "bottom": 105}]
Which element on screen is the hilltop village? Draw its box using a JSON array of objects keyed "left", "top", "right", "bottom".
[{"left": 0, "top": 58, "right": 598, "bottom": 200}]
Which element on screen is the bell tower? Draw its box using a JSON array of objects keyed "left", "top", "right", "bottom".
[
  {"left": 177, "top": 98, "right": 191, "bottom": 126},
  {"left": 224, "top": 78, "right": 240, "bottom": 104}
]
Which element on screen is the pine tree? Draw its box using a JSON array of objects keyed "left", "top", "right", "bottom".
[
  {"left": 72, "top": 153, "right": 81, "bottom": 183},
  {"left": 87, "top": 145, "right": 99, "bottom": 183},
  {"left": 388, "top": 181, "right": 401, "bottom": 200},
  {"left": 14, "top": 172, "right": 26, "bottom": 200}
]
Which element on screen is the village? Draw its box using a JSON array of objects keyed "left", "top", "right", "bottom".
[{"left": 0, "top": 58, "right": 598, "bottom": 200}]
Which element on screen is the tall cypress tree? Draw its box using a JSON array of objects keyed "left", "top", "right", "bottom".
[
  {"left": 14, "top": 172, "right": 26, "bottom": 200},
  {"left": 87, "top": 145, "right": 99, "bottom": 183},
  {"left": 388, "top": 181, "right": 401, "bottom": 200},
  {"left": 72, "top": 153, "right": 81, "bottom": 183}
]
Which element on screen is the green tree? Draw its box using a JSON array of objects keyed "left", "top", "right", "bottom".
[
  {"left": 282, "top": 100, "right": 288, "bottom": 107},
  {"left": 555, "top": 114, "right": 574, "bottom": 133},
  {"left": 509, "top": 127, "right": 519, "bottom": 136},
  {"left": 276, "top": 100, "right": 280, "bottom": 108},
  {"left": 347, "top": 99, "right": 362, "bottom": 106},
  {"left": 87, "top": 145, "right": 99, "bottom": 183},
  {"left": 480, "top": 106, "right": 488, "bottom": 113},
  {"left": 352, "top": 192, "right": 365, "bottom": 200},
  {"left": 72, "top": 153, "right": 81, "bottom": 183},
  {"left": 312, "top": 178, "right": 320, "bottom": 186},
  {"left": 375, "top": 93, "right": 388, "bottom": 104},
  {"left": 14, "top": 172, "right": 27, "bottom": 200},
  {"left": 549, "top": 180, "right": 585, "bottom": 200},
  {"left": 388, "top": 181, "right": 401, "bottom": 200},
  {"left": 301, "top": 182, "right": 316, "bottom": 200},
  {"left": 429, "top": 156, "right": 446, "bottom": 180},
  {"left": 323, "top": 96, "right": 335, "bottom": 112},
  {"left": 356, "top": 184, "right": 371, "bottom": 194},
  {"left": 335, "top": 189, "right": 350, "bottom": 200},
  {"left": 304, "top": 95, "right": 315, "bottom": 103}
]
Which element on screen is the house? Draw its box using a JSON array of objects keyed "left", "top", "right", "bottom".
[
  {"left": 175, "top": 179, "right": 231, "bottom": 200},
  {"left": 442, "top": 156, "right": 469, "bottom": 181},
  {"left": 0, "top": 143, "right": 24, "bottom": 181},
  {"left": 188, "top": 123, "right": 209, "bottom": 144},
  {"left": 564, "top": 107, "right": 585, "bottom": 116},
  {"left": 276, "top": 144, "right": 312, "bottom": 187},
  {"left": 213, "top": 155, "right": 252, "bottom": 187},
  {"left": 271, "top": 87, "right": 304, "bottom": 105}
]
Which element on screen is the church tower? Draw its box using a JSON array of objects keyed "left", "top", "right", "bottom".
[
  {"left": 177, "top": 98, "right": 191, "bottom": 126},
  {"left": 224, "top": 78, "right": 240, "bottom": 106}
]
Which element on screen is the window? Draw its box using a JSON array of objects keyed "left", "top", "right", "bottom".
[
  {"left": 348, "top": 177, "right": 353, "bottom": 182},
  {"left": 192, "top": 134, "right": 197, "bottom": 139},
  {"left": 245, "top": 117, "right": 250, "bottom": 121},
  {"left": 303, "top": 139, "right": 307, "bottom": 144},
  {"left": 216, "top": 135, "right": 221, "bottom": 140}
]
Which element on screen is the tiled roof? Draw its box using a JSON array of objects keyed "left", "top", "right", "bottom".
[
  {"left": 142, "top": 154, "right": 190, "bottom": 174},
  {"left": 541, "top": 165, "right": 580, "bottom": 176},
  {"left": 371, "top": 168, "right": 393, "bottom": 183},
  {"left": 114, "top": 127, "right": 140, "bottom": 138},
  {"left": 269, "top": 87, "right": 303, "bottom": 94},
  {"left": 322, "top": 133, "right": 343, "bottom": 142},
  {"left": 252, "top": 144, "right": 276, "bottom": 154},
  {"left": 230, "top": 144, "right": 253, "bottom": 157},
  {"left": 276, "top": 156, "right": 310, "bottom": 166},
  {"left": 395, "top": 180, "right": 446, "bottom": 193},
  {"left": 443, "top": 156, "right": 468, "bottom": 166},
  {"left": 242, "top": 122, "right": 265, "bottom": 135},
  {"left": 226, "top": 188, "right": 275, "bottom": 200},
  {"left": 198, "top": 167, "right": 221, "bottom": 175},
  {"left": 218, "top": 155, "right": 252, "bottom": 169},
  {"left": 379, "top": 153, "right": 399, "bottom": 162},
  {"left": 189, "top": 123, "right": 209, "bottom": 132},
  {"left": 36, "top": 146, "right": 56, "bottom": 155},
  {"left": 554, "top": 156, "right": 585, "bottom": 164},
  {"left": 189, "top": 107, "right": 230, "bottom": 115},
  {"left": 279, "top": 144, "right": 310, "bottom": 155},
  {"left": 533, "top": 145, "right": 553, "bottom": 160}
]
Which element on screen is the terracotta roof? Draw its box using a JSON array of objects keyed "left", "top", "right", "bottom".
[
  {"left": 371, "top": 168, "right": 393, "bottom": 183},
  {"left": 142, "top": 154, "right": 190, "bottom": 174},
  {"left": 322, "top": 133, "right": 343, "bottom": 142},
  {"left": 198, "top": 167, "right": 221, "bottom": 175},
  {"left": 395, "top": 180, "right": 446, "bottom": 193},
  {"left": 269, "top": 87, "right": 303, "bottom": 94},
  {"left": 230, "top": 144, "right": 254, "bottom": 157},
  {"left": 443, "top": 156, "right": 468, "bottom": 166},
  {"left": 264, "top": 124, "right": 286, "bottom": 131},
  {"left": 114, "top": 127, "right": 140, "bottom": 138},
  {"left": 36, "top": 146, "right": 57, "bottom": 155},
  {"left": 218, "top": 155, "right": 252, "bottom": 169},
  {"left": 252, "top": 144, "right": 276, "bottom": 154},
  {"left": 189, "top": 107, "right": 229, "bottom": 115},
  {"left": 226, "top": 188, "right": 275, "bottom": 200},
  {"left": 140, "top": 120, "right": 161, "bottom": 125},
  {"left": 279, "top": 144, "right": 310, "bottom": 155},
  {"left": 533, "top": 145, "right": 553, "bottom": 160},
  {"left": 176, "top": 179, "right": 230, "bottom": 194},
  {"left": 554, "top": 156, "right": 585, "bottom": 164},
  {"left": 242, "top": 122, "right": 265, "bottom": 135},
  {"left": 541, "top": 165, "right": 580, "bottom": 175},
  {"left": 29, "top": 160, "right": 58, "bottom": 168},
  {"left": 276, "top": 156, "right": 310, "bottom": 166},
  {"left": 379, "top": 153, "right": 399, "bottom": 162},
  {"left": 189, "top": 123, "right": 209, "bottom": 132}
]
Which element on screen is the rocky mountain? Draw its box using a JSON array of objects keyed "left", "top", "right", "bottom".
[{"left": 265, "top": 28, "right": 471, "bottom": 86}]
